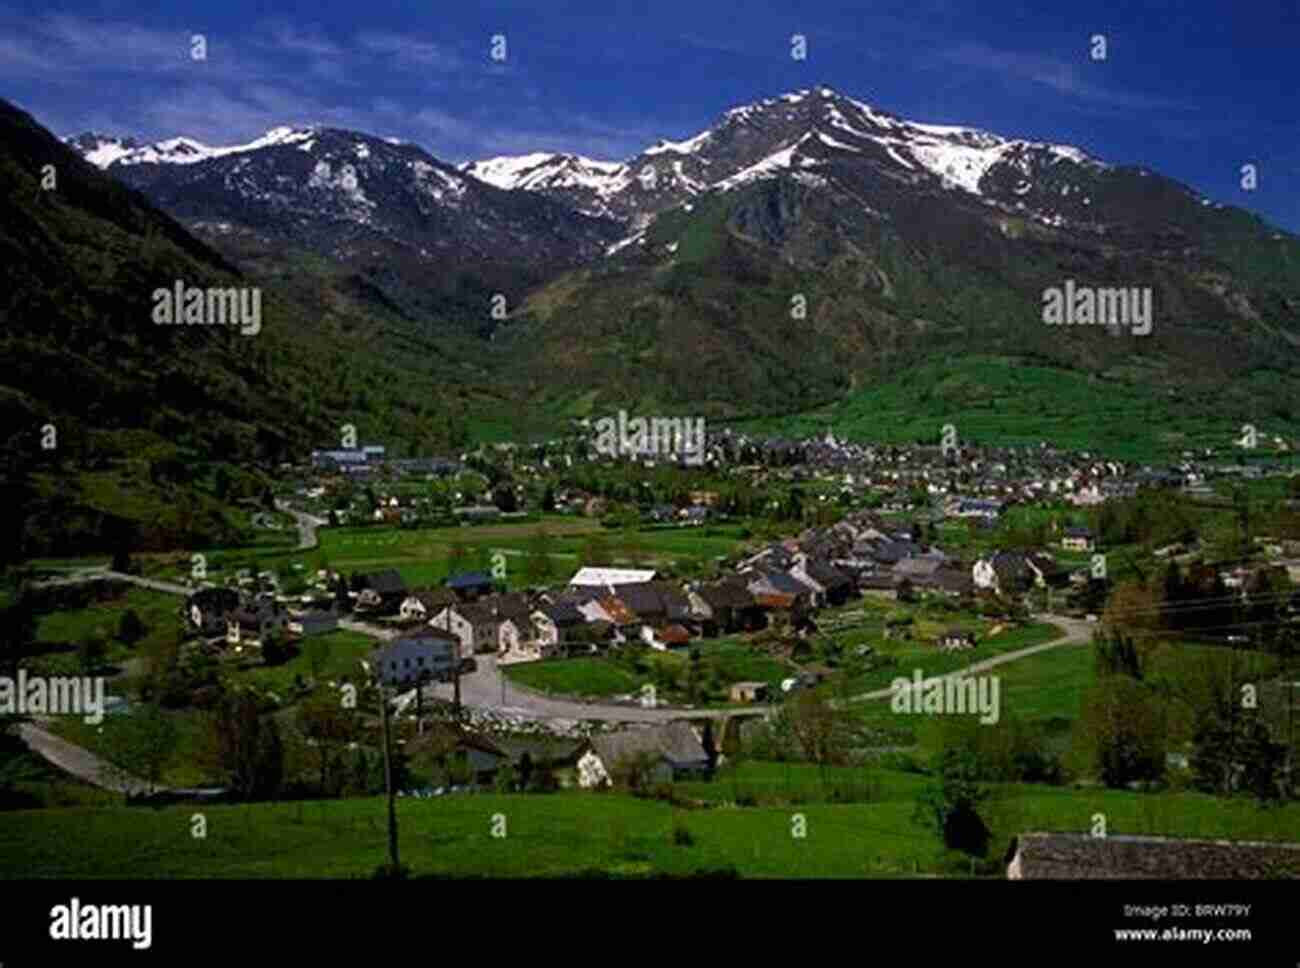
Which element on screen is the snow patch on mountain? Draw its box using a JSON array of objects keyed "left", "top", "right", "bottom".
[
  {"left": 606, "top": 229, "right": 646, "bottom": 256},
  {"left": 460, "top": 152, "right": 630, "bottom": 215},
  {"left": 817, "top": 131, "right": 861, "bottom": 152},
  {"left": 643, "top": 129, "right": 712, "bottom": 156},
  {"left": 714, "top": 135, "right": 812, "bottom": 192},
  {"left": 70, "top": 135, "right": 139, "bottom": 168},
  {"left": 411, "top": 159, "right": 467, "bottom": 204},
  {"left": 81, "top": 126, "right": 318, "bottom": 169}
]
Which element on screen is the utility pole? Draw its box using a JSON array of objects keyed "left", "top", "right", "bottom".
[
  {"left": 452, "top": 637, "right": 463, "bottom": 725},
  {"left": 361, "top": 659, "right": 400, "bottom": 874}
]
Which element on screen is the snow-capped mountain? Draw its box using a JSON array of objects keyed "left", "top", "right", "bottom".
[
  {"left": 63, "top": 132, "right": 141, "bottom": 168},
  {"left": 64, "top": 84, "right": 1242, "bottom": 322},
  {"left": 67, "top": 125, "right": 317, "bottom": 168},
  {"left": 64, "top": 124, "right": 622, "bottom": 303},
  {"left": 458, "top": 152, "right": 630, "bottom": 219},
  {"left": 459, "top": 86, "right": 1113, "bottom": 232},
  {"left": 66, "top": 86, "right": 1119, "bottom": 262}
]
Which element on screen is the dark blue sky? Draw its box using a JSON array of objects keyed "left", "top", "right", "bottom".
[{"left": 3, "top": 0, "right": 1297, "bottom": 230}]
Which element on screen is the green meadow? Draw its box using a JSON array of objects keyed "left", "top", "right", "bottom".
[
  {"left": 4, "top": 764, "right": 1299, "bottom": 879},
  {"left": 138, "top": 517, "right": 754, "bottom": 590}
]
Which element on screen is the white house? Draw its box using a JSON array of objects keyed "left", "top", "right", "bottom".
[
  {"left": 529, "top": 610, "right": 559, "bottom": 650},
  {"left": 430, "top": 603, "right": 500, "bottom": 655}
]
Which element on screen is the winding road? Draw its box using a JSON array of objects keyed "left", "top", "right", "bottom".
[
  {"left": 276, "top": 500, "right": 327, "bottom": 551},
  {"left": 423, "top": 613, "right": 1097, "bottom": 723},
  {"left": 17, "top": 720, "right": 155, "bottom": 796}
]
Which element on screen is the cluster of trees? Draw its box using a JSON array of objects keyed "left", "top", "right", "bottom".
[
  {"left": 1106, "top": 562, "right": 1296, "bottom": 656},
  {"left": 1093, "top": 488, "right": 1199, "bottom": 550},
  {"left": 1081, "top": 626, "right": 1293, "bottom": 801},
  {"left": 192, "top": 685, "right": 403, "bottom": 801}
]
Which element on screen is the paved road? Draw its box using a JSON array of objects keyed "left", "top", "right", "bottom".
[
  {"left": 33, "top": 569, "right": 196, "bottom": 596},
  {"left": 17, "top": 720, "right": 156, "bottom": 796},
  {"left": 338, "top": 617, "right": 400, "bottom": 641},
  {"left": 425, "top": 655, "right": 710, "bottom": 723},
  {"left": 423, "top": 613, "right": 1096, "bottom": 724},
  {"left": 277, "top": 501, "right": 327, "bottom": 551},
  {"left": 844, "top": 613, "right": 1095, "bottom": 704}
]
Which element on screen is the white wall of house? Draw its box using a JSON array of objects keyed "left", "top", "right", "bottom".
[
  {"left": 399, "top": 597, "right": 427, "bottom": 621},
  {"left": 498, "top": 619, "right": 522, "bottom": 653},
  {"left": 531, "top": 611, "right": 558, "bottom": 647},
  {"left": 431, "top": 607, "right": 473, "bottom": 654},
  {"left": 577, "top": 750, "right": 608, "bottom": 788}
]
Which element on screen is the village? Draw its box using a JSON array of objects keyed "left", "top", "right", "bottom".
[{"left": 139, "top": 421, "right": 1300, "bottom": 808}]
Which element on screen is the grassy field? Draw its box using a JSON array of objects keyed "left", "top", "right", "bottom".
[
  {"left": 836, "top": 622, "right": 1064, "bottom": 697},
  {"left": 135, "top": 517, "right": 753, "bottom": 591},
  {"left": 503, "top": 658, "right": 644, "bottom": 699},
  {"left": 24, "top": 585, "right": 183, "bottom": 674},
  {"left": 33, "top": 586, "right": 180, "bottom": 648},
  {"left": 241, "top": 630, "right": 380, "bottom": 695},
  {"left": 849, "top": 636, "right": 1286, "bottom": 774},
  {"left": 4, "top": 763, "right": 1300, "bottom": 878},
  {"left": 731, "top": 354, "right": 1300, "bottom": 463},
  {"left": 503, "top": 638, "right": 792, "bottom": 706},
  {"left": 49, "top": 706, "right": 217, "bottom": 789}
]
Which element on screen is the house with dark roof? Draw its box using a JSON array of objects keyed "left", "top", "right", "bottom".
[
  {"left": 289, "top": 609, "right": 338, "bottom": 637},
  {"left": 445, "top": 570, "right": 495, "bottom": 601},
  {"left": 225, "top": 600, "right": 288, "bottom": 648},
  {"left": 612, "top": 582, "right": 668, "bottom": 624},
  {"left": 800, "top": 559, "right": 855, "bottom": 606},
  {"left": 447, "top": 733, "right": 589, "bottom": 788},
  {"left": 743, "top": 570, "right": 814, "bottom": 611},
  {"left": 186, "top": 586, "right": 242, "bottom": 637},
  {"left": 578, "top": 722, "right": 712, "bottom": 787},
  {"left": 648, "top": 581, "right": 695, "bottom": 624},
  {"left": 528, "top": 601, "right": 586, "bottom": 656},
  {"left": 1006, "top": 832, "right": 1300, "bottom": 879},
  {"left": 430, "top": 601, "right": 501, "bottom": 655},
  {"left": 399, "top": 587, "right": 458, "bottom": 622},
  {"left": 693, "top": 580, "right": 763, "bottom": 635},
  {"left": 369, "top": 633, "right": 458, "bottom": 688},
  {"left": 483, "top": 592, "right": 536, "bottom": 653},
  {"left": 1062, "top": 526, "right": 1096, "bottom": 552},
  {"left": 355, "top": 569, "right": 407, "bottom": 613}
]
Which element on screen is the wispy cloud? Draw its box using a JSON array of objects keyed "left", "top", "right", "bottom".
[
  {"left": 935, "top": 42, "right": 1185, "bottom": 113},
  {"left": 355, "top": 31, "right": 464, "bottom": 72}
]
